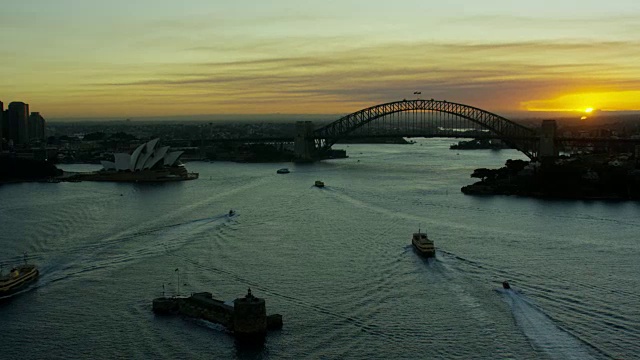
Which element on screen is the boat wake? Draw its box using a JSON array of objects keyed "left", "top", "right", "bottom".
[
  {"left": 500, "top": 288, "right": 595, "bottom": 360},
  {"left": 0, "top": 285, "right": 38, "bottom": 301},
  {"left": 33, "top": 214, "right": 233, "bottom": 289}
]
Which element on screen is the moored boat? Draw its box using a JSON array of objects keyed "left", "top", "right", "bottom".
[
  {"left": 0, "top": 256, "right": 39, "bottom": 298},
  {"left": 276, "top": 168, "right": 290, "bottom": 174},
  {"left": 411, "top": 228, "right": 435, "bottom": 257}
]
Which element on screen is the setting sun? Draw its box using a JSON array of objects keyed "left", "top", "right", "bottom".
[
  {"left": 3, "top": 1, "right": 640, "bottom": 118},
  {"left": 522, "top": 91, "right": 640, "bottom": 113}
]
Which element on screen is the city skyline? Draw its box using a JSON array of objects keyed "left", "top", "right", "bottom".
[{"left": 2, "top": 1, "right": 640, "bottom": 118}]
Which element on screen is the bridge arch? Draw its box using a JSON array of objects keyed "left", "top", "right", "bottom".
[{"left": 313, "top": 99, "right": 538, "bottom": 159}]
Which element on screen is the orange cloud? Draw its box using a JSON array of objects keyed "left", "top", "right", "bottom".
[{"left": 5, "top": 38, "right": 640, "bottom": 117}]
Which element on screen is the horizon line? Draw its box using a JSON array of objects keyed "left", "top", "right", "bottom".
[{"left": 47, "top": 109, "right": 640, "bottom": 122}]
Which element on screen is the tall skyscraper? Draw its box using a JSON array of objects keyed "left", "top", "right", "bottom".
[
  {"left": 0, "top": 100, "right": 4, "bottom": 150},
  {"left": 29, "top": 112, "right": 46, "bottom": 141},
  {"left": 7, "top": 102, "right": 29, "bottom": 145}
]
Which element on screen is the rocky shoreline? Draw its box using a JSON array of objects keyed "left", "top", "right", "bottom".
[
  {"left": 450, "top": 138, "right": 511, "bottom": 150},
  {"left": 462, "top": 155, "right": 640, "bottom": 200}
]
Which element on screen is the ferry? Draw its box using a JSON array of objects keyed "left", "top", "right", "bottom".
[
  {"left": 411, "top": 228, "right": 435, "bottom": 257},
  {"left": 0, "top": 256, "right": 39, "bottom": 298},
  {"left": 314, "top": 180, "right": 325, "bottom": 188},
  {"left": 276, "top": 168, "right": 290, "bottom": 174}
]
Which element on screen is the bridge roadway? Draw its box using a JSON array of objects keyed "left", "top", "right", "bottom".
[
  {"left": 174, "top": 135, "right": 640, "bottom": 146},
  {"left": 167, "top": 99, "right": 640, "bottom": 160},
  {"left": 182, "top": 133, "right": 533, "bottom": 145}
]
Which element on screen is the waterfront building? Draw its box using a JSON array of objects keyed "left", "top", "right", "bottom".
[
  {"left": 90, "top": 138, "right": 197, "bottom": 182},
  {"left": 0, "top": 101, "right": 46, "bottom": 148},
  {"left": 0, "top": 100, "right": 4, "bottom": 150},
  {"left": 100, "top": 138, "right": 184, "bottom": 172},
  {"left": 6, "top": 102, "right": 30, "bottom": 145},
  {"left": 28, "top": 112, "right": 46, "bottom": 142}
]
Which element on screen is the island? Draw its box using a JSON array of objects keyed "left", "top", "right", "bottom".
[
  {"left": 462, "top": 155, "right": 640, "bottom": 199},
  {"left": 450, "top": 138, "right": 512, "bottom": 150}
]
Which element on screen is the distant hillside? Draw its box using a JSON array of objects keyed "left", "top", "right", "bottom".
[{"left": 47, "top": 114, "right": 342, "bottom": 124}]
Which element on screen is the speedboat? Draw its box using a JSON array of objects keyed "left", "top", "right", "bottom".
[
  {"left": 314, "top": 180, "right": 325, "bottom": 188},
  {"left": 276, "top": 168, "right": 290, "bottom": 174},
  {"left": 228, "top": 209, "right": 236, "bottom": 216},
  {"left": 0, "top": 256, "right": 39, "bottom": 298},
  {"left": 411, "top": 228, "right": 435, "bottom": 257},
  {"left": 502, "top": 281, "right": 511, "bottom": 290}
]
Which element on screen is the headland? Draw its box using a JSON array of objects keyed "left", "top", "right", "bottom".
[{"left": 462, "top": 155, "right": 640, "bottom": 200}]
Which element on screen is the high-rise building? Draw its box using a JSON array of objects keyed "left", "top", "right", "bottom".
[
  {"left": 28, "top": 112, "right": 46, "bottom": 141},
  {"left": 7, "top": 102, "right": 29, "bottom": 145},
  {"left": 0, "top": 100, "right": 4, "bottom": 150}
]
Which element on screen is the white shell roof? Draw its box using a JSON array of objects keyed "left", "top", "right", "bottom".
[
  {"left": 146, "top": 138, "right": 159, "bottom": 153},
  {"left": 102, "top": 138, "right": 184, "bottom": 171},
  {"left": 144, "top": 146, "right": 169, "bottom": 169},
  {"left": 135, "top": 150, "right": 153, "bottom": 171},
  {"left": 164, "top": 151, "right": 184, "bottom": 166},
  {"left": 130, "top": 143, "right": 146, "bottom": 171}
]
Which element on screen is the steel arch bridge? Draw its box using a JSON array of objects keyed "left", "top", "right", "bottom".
[{"left": 313, "top": 99, "right": 539, "bottom": 159}]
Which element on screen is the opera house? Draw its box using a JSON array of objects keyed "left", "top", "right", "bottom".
[{"left": 83, "top": 138, "right": 198, "bottom": 182}]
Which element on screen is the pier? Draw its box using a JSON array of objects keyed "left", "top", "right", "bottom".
[{"left": 152, "top": 288, "right": 283, "bottom": 339}]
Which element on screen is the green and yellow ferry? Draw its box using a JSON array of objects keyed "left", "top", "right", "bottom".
[
  {"left": 411, "top": 227, "right": 435, "bottom": 258},
  {"left": 0, "top": 256, "right": 39, "bottom": 298}
]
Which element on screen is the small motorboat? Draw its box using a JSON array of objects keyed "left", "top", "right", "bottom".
[
  {"left": 228, "top": 209, "right": 236, "bottom": 216},
  {"left": 276, "top": 168, "right": 290, "bottom": 174},
  {"left": 502, "top": 281, "right": 511, "bottom": 290},
  {"left": 314, "top": 180, "right": 325, "bottom": 188}
]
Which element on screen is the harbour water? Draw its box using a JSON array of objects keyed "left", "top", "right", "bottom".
[{"left": 1, "top": 138, "right": 639, "bottom": 359}]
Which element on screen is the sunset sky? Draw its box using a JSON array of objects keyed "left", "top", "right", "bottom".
[{"left": 1, "top": 0, "right": 640, "bottom": 119}]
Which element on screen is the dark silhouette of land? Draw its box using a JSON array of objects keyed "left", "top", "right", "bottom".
[
  {"left": 3, "top": 111, "right": 640, "bottom": 200},
  {"left": 0, "top": 157, "right": 61, "bottom": 183},
  {"left": 450, "top": 138, "right": 512, "bottom": 150},
  {"left": 462, "top": 155, "right": 640, "bottom": 199}
]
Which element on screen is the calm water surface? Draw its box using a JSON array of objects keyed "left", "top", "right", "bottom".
[{"left": 1, "top": 139, "right": 639, "bottom": 359}]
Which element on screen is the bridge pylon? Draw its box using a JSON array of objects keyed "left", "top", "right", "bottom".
[
  {"left": 539, "top": 120, "right": 558, "bottom": 161},
  {"left": 294, "top": 121, "right": 315, "bottom": 162}
]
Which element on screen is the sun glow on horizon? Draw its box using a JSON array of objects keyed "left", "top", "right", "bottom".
[
  {"left": 3, "top": 2, "right": 640, "bottom": 117},
  {"left": 522, "top": 91, "right": 640, "bottom": 113}
]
